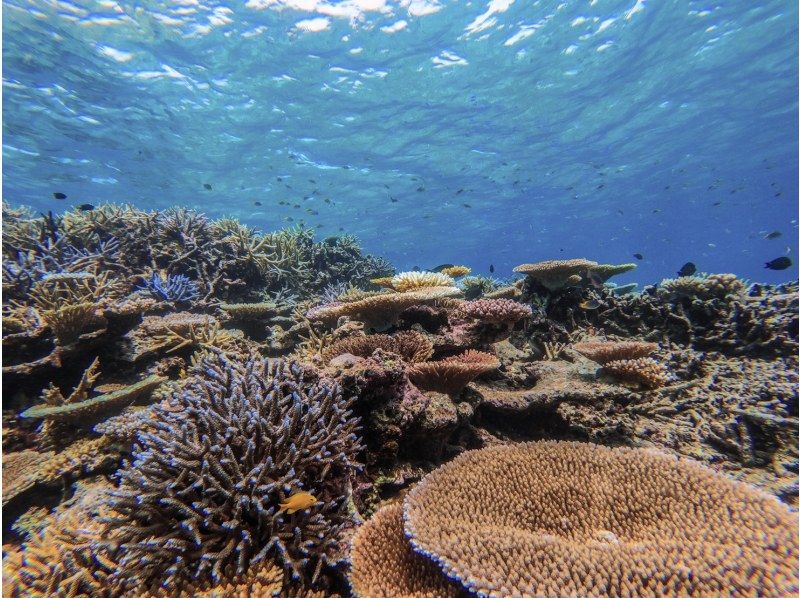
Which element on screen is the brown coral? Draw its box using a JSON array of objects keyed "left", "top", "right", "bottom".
[
  {"left": 440, "top": 265, "right": 471, "bottom": 278},
  {"left": 660, "top": 273, "right": 747, "bottom": 301},
  {"left": 307, "top": 286, "right": 462, "bottom": 330},
  {"left": 603, "top": 356, "right": 669, "bottom": 389},
  {"left": 452, "top": 298, "right": 532, "bottom": 325},
  {"left": 408, "top": 350, "right": 500, "bottom": 394},
  {"left": 349, "top": 503, "right": 464, "bottom": 598},
  {"left": 321, "top": 331, "right": 433, "bottom": 364},
  {"left": 513, "top": 258, "right": 598, "bottom": 291},
  {"left": 20, "top": 374, "right": 166, "bottom": 422},
  {"left": 573, "top": 340, "right": 659, "bottom": 364},
  {"left": 403, "top": 441, "right": 798, "bottom": 597},
  {"left": 391, "top": 271, "right": 456, "bottom": 292},
  {"left": 3, "top": 449, "right": 55, "bottom": 505}
]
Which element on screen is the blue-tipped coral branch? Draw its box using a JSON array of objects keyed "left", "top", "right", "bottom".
[{"left": 138, "top": 272, "right": 200, "bottom": 303}]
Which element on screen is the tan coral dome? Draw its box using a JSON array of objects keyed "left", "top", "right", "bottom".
[
  {"left": 403, "top": 441, "right": 798, "bottom": 598},
  {"left": 349, "top": 503, "right": 464, "bottom": 598}
]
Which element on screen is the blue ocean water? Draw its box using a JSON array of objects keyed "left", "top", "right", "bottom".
[{"left": 3, "top": 0, "right": 797, "bottom": 284}]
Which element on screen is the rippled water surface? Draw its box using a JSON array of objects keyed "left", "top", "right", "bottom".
[{"left": 3, "top": 0, "right": 797, "bottom": 281}]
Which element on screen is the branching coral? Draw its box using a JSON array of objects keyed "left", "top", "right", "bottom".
[
  {"left": 602, "top": 356, "right": 670, "bottom": 389},
  {"left": 573, "top": 340, "right": 659, "bottom": 364},
  {"left": 99, "top": 352, "right": 363, "bottom": 593},
  {"left": 402, "top": 441, "right": 798, "bottom": 597},
  {"left": 660, "top": 273, "right": 747, "bottom": 301},
  {"left": 137, "top": 272, "right": 200, "bottom": 303},
  {"left": 21, "top": 374, "right": 166, "bottom": 422},
  {"left": 408, "top": 350, "right": 500, "bottom": 394}
]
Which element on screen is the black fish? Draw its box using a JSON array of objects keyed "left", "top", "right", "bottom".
[
  {"left": 489, "top": 264, "right": 494, "bottom": 273},
  {"left": 76, "top": 203, "right": 94, "bottom": 211},
  {"left": 677, "top": 262, "right": 697, "bottom": 277},
  {"left": 765, "top": 257, "right": 792, "bottom": 271},
  {"left": 389, "top": 196, "right": 398, "bottom": 203},
  {"left": 633, "top": 253, "right": 643, "bottom": 260},
  {"left": 254, "top": 201, "right": 262, "bottom": 206},
  {"left": 412, "top": 266, "right": 420, "bottom": 271},
  {"left": 764, "top": 231, "right": 781, "bottom": 240},
  {"left": 53, "top": 192, "right": 67, "bottom": 199},
  {"left": 463, "top": 203, "right": 471, "bottom": 208},
  {"left": 203, "top": 183, "right": 212, "bottom": 190},
  {"left": 432, "top": 264, "right": 455, "bottom": 272},
  {"left": 416, "top": 186, "right": 425, "bottom": 192}
]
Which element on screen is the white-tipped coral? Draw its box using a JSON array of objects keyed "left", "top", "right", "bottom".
[{"left": 390, "top": 271, "right": 456, "bottom": 292}]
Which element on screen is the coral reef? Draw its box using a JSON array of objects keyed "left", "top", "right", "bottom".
[{"left": 3, "top": 203, "right": 798, "bottom": 596}]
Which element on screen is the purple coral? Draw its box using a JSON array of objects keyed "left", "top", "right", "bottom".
[
  {"left": 138, "top": 272, "right": 200, "bottom": 303},
  {"left": 99, "top": 353, "right": 362, "bottom": 593}
]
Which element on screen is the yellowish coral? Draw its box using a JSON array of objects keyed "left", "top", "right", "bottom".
[
  {"left": 403, "top": 441, "right": 798, "bottom": 597},
  {"left": 390, "top": 271, "right": 456, "bottom": 292},
  {"left": 350, "top": 503, "right": 463, "bottom": 598},
  {"left": 603, "top": 356, "right": 669, "bottom": 389},
  {"left": 573, "top": 340, "right": 659, "bottom": 364},
  {"left": 440, "top": 265, "right": 471, "bottom": 278},
  {"left": 370, "top": 276, "right": 395, "bottom": 289}
]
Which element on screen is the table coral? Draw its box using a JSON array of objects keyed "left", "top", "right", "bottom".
[
  {"left": 513, "top": 258, "right": 598, "bottom": 291},
  {"left": 409, "top": 350, "right": 500, "bottom": 395},
  {"left": 403, "top": 441, "right": 798, "bottom": 597},
  {"left": 390, "top": 271, "right": 456, "bottom": 292}
]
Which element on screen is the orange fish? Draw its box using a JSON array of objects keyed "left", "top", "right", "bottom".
[{"left": 278, "top": 491, "right": 318, "bottom": 514}]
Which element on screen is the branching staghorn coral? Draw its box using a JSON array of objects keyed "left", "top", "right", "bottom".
[
  {"left": 98, "top": 352, "right": 363, "bottom": 593},
  {"left": 137, "top": 271, "right": 200, "bottom": 303}
]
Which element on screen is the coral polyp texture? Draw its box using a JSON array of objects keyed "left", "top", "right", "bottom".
[
  {"left": 408, "top": 349, "right": 500, "bottom": 394},
  {"left": 401, "top": 442, "right": 798, "bottom": 597},
  {"left": 349, "top": 503, "right": 464, "bottom": 598},
  {"left": 100, "top": 352, "right": 362, "bottom": 593},
  {"left": 390, "top": 270, "right": 457, "bottom": 292},
  {"left": 2, "top": 203, "right": 797, "bottom": 596}
]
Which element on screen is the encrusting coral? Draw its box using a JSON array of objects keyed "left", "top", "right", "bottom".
[
  {"left": 400, "top": 441, "right": 798, "bottom": 597},
  {"left": 98, "top": 351, "right": 363, "bottom": 593}
]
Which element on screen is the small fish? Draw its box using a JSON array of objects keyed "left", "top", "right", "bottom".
[
  {"left": 764, "top": 231, "right": 782, "bottom": 240},
  {"left": 580, "top": 298, "right": 602, "bottom": 310},
  {"left": 677, "top": 262, "right": 697, "bottom": 277},
  {"left": 633, "top": 253, "right": 643, "bottom": 260},
  {"left": 713, "top": 201, "right": 721, "bottom": 206},
  {"left": 416, "top": 186, "right": 425, "bottom": 192},
  {"left": 432, "top": 264, "right": 455, "bottom": 272},
  {"left": 765, "top": 256, "right": 792, "bottom": 271},
  {"left": 53, "top": 192, "right": 67, "bottom": 199},
  {"left": 456, "top": 188, "right": 464, "bottom": 194},
  {"left": 203, "top": 183, "right": 212, "bottom": 190},
  {"left": 462, "top": 203, "right": 471, "bottom": 208},
  {"left": 489, "top": 264, "right": 495, "bottom": 273},
  {"left": 278, "top": 491, "right": 318, "bottom": 514},
  {"left": 389, "top": 196, "right": 398, "bottom": 203},
  {"left": 616, "top": 209, "right": 623, "bottom": 215},
  {"left": 254, "top": 201, "right": 262, "bottom": 206},
  {"left": 412, "top": 266, "right": 421, "bottom": 271},
  {"left": 76, "top": 203, "right": 94, "bottom": 211}
]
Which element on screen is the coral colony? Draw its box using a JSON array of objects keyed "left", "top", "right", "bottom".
[{"left": 2, "top": 202, "right": 798, "bottom": 596}]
